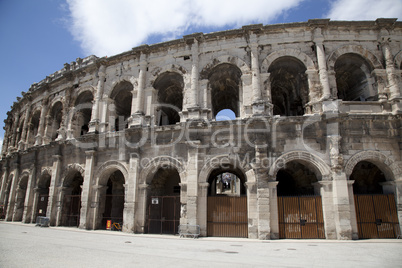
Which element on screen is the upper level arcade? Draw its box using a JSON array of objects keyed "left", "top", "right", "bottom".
[{"left": 2, "top": 18, "right": 401, "bottom": 156}]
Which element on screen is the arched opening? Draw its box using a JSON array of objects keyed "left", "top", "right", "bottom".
[
  {"left": 72, "top": 91, "right": 93, "bottom": 138},
  {"left": 208, "top": 63, "right": 242, "bottom": 119},
  {"left": 48, "top": 102, "right": 63, "bottom": 141},
  {"left": 61, "top": 170, "right": 83, "bottom": 227},
  {"left": 335, "top": 53, "right": 375, "bottom": 101},
  {"left": 351, "top": 161, "right": 400, "bottom": 238},
  {"left": 154, "top": 72, "right": 183, "bottom": 126},
  {"left": 27, "top": 111, "right": 41, "bottom": 146},
  {"left": 3, "top": 175, "right": 13, "bottom": 219},
  {"left": 269, "top": 57, "right": 308, "bottom": 116},
  {"left": 216, "top": 109, "right": 236, "bottom": 121},
  {"left": 147, "top": 167, "right": 181, "bottom": 234},
  {"left": 276, "top": 161, "right": 318, "bottom": 196},
  {"left": 36, "top": 174, "right": 51, "bottom": 218},
  {"left": 276, "top": 161, "right": 325, "bottom": 239},
  {"left": 208, "top": 168, "right": 246, "bottom": 197},
  {"left": 110, "top": 81, "right": 132, "bottom": 131},
  {"left": 100, "top": 170, "right": 125, "bottom": 230},
  {"left": 207, "top": 166, "right": 247, "bottom": 237},
  {"left": 13, "top": 176, "right": 28, "bottom": 221},
  {"left": 351, "top": 161, "right": 386, "bottom": 194}
]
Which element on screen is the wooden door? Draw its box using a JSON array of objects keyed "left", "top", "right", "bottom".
[
  {"left": 278, "top": 196, "right": 325, "bottom": 239},
  {"left": 207, "top": 196, "right": 248, "bottom": 237},
  {"left": 354, "top": 194, "right": 400, "bottom": 239}
]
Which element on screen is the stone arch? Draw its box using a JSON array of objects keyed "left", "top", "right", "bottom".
[
  {"left": 327, "top": 44, "right": 383, "bottom": 71},
  {"left": 95, "top": 160, "right": 129, "bottom": 186},
  {"left": 140, "top": 156, "right": 185, "bottom": 185},
  {"left": 268, "top": 150, "right": 331, "bottom": 181},
  {"left": 345, "top": 150, "right": 401, "bottom": 181},
  {"left": 103, "top": 76, "right": 136, "bottom": 99},
  {"left": 394, "top": 50, "right": 402, "bottom": 69},
  {"left": 199, "top": 154, "right": 251, "bottom": 184},
  {"left": 40, "top": 167, "right": 52, "bottom": 178},
  {"left": 261, "top": 49, "right": 316, "bottom": 73},
  {"left": 153, "top": 71, "right": 185, "bottom": 125},
  {"left": 200, "top": 55, "right": 250, "bottom": 79},
  {"left": 62, "top": 164, "right": 85, "bottom": 186},
  {"left": 18, "top": 171, "right": 30, "bottom": 184},
  {"left": 149, "top": 63, "right": 188, "bottom": 85}
]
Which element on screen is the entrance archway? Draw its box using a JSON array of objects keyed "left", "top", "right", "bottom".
[
  {"left": 100, "top": 170, "right": 125, "bottom": 229},
  {"left": 13, "top": 176, "right": 28, "bottom": 221},
  {"left": 351, "top": 161, "right": 400, "bottom": 238},
  {"left": 207, "top": 166, "right": 247, "bottom": 237},
  {"left": 36, "top": 174, "right": 51, "bottom": 218},
  {"left": 61, "top": 171, "right": 83, "bottom": 227},
  {"left": 147, "top": 167, "right": 181, "bottom": 234},
  {"left": 276, "top": 161, "right": 325, "bottom": 239}
]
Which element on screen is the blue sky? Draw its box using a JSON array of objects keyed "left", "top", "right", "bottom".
[{"left": 0, "top": 0, "right": 401, "bottom": 148}]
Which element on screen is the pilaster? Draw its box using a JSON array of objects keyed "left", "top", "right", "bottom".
[
  {"left": 79, "top": 150, "right": 96, "bottom": 229},
  {"left": 47, "top": 155, "right": 62, "bottom": 226}
]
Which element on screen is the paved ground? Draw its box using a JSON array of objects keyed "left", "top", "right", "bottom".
[{"left": 0, "top": 222, "right": 401, "bottom": 268}]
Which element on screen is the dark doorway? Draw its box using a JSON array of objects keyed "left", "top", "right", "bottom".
[
  {"left": 351, "top": 161, "right": 400, "bottom": 238},
  {"left": 101, "top": 170, "right": 125, "bottom": 229},
  {"left": 62, "top": 171, "right": 83, "bottom": 227},
  {"left": 147, "top": 167, "right": 181, "bottom": 234}
]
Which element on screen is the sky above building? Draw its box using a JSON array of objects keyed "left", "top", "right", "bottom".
[{"left": 0, "top": 0, "right": 401, "bottom": 149}]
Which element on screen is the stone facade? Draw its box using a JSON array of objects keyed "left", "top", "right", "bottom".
[{"left": 0, "top": 19, "right": 402, "bottom": 239}]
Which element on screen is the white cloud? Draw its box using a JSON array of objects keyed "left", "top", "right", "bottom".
[
  {"left": 66, "top": 0, "right": 304, "bottom": 57},
  {"left": 327, "top": 0, "right": 402, "bottom": 21}
]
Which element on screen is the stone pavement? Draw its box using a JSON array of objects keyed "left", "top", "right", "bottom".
[{"left": 0, "top": 221, "right": 401, "bottom": 268}]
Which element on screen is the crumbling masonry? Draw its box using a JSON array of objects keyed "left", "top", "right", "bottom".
[{"left": 1, "top": 19, "right": 402, "bottom": 239}]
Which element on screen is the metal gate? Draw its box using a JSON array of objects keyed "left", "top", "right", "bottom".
[
  {"left": 207, "top": 196, "right": 248, "bottom": 237},
  {"left": 278, "top": 196, "right": 325, "bottom": 239},
  {"left": 64, "top": 195, "right": 81, "bottom": 227},
  {"left": 147, "top": 196, "right": 180, "bottom": 235},
  {"left": 101, "top": 194, "right": 124, "bottom": 228},
  {"left": 354, "top": 194, "right": 400, "bottom": 239},
  {"left": 36, "top": 194, "right": 49, "bottom": 217}
]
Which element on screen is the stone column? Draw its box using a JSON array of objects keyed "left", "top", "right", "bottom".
[
  {"left": 186, "top": 144, "right": 199, "bottom": 226},
  {"left": 245, "top": 180, "right": 257, "bottom": 239},
  {"left": 30, "top": 188, "right": 41, "bottom": 223},
  {"left": 89, "top": 65, "right": 106, "bottom": 133},
  {"left": 257, "top": 187, "right": 270, "bottom": 239},
  {"left": 55, "top": 187, "right": 70, "bottom": 226},
  {"left": 47, "top": 155, "right": 62, "bottom": 226},
  {"left": 123, "top": 154, "right": 140, "bottom": 232},
  {"left": 6, "top": 163, "right": 20, "bottom": 221},
  {"left": 347, "top": 180, "right": 358, "bottom": 239},
  {"left": 22, "top": 165, "right": 36, "bottom": 223},
  {"left": 35, "top": 99, "right": 49, "bottom": 146},
  {"left": 313, "top": 28, "right": 331, "bottom": 100},
  {"left": 10, "top": 113, "right": 20, "bottom": 151},
  {"left": 189, "top": 39, "right": 199, "bottom": 109},
  {"left": 79, "top": 150, "right": 96, "bottom": 229},
  {"left": 0, "top": 166, "right": 9, "bottom": 206},
  {"left": 382, "top": 40, "right": 400, "bottom": 99},
  {"left": 129, "top": 53, "right": 147, "bottom": 127},
  {"left": 197, "top": 182, "right": 209, "bottom": 237},
  {"left": 314, "top": 181, "right": 336, "bottom": 239},
  {"left": 392, "top": 180, "right": 402, "bottom": 237},
  {"left": 91, "top": 185, "right": 107, "bottom": 230},
  {"left": 268, "top": 181, "right": 279, "bottom": 239},
  {"left": 332, "top": 172, "right": 353, "bottom": 239},
  {"left": 136, "top": 183, "right": 149, "bottom": 233},
  {"left": 18, "top": 106, "right": 32, "bottom": 150}
]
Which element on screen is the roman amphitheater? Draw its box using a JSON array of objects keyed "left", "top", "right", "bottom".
[{"left": 0, "top": 18, "right": 401, "bottom": 240}]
